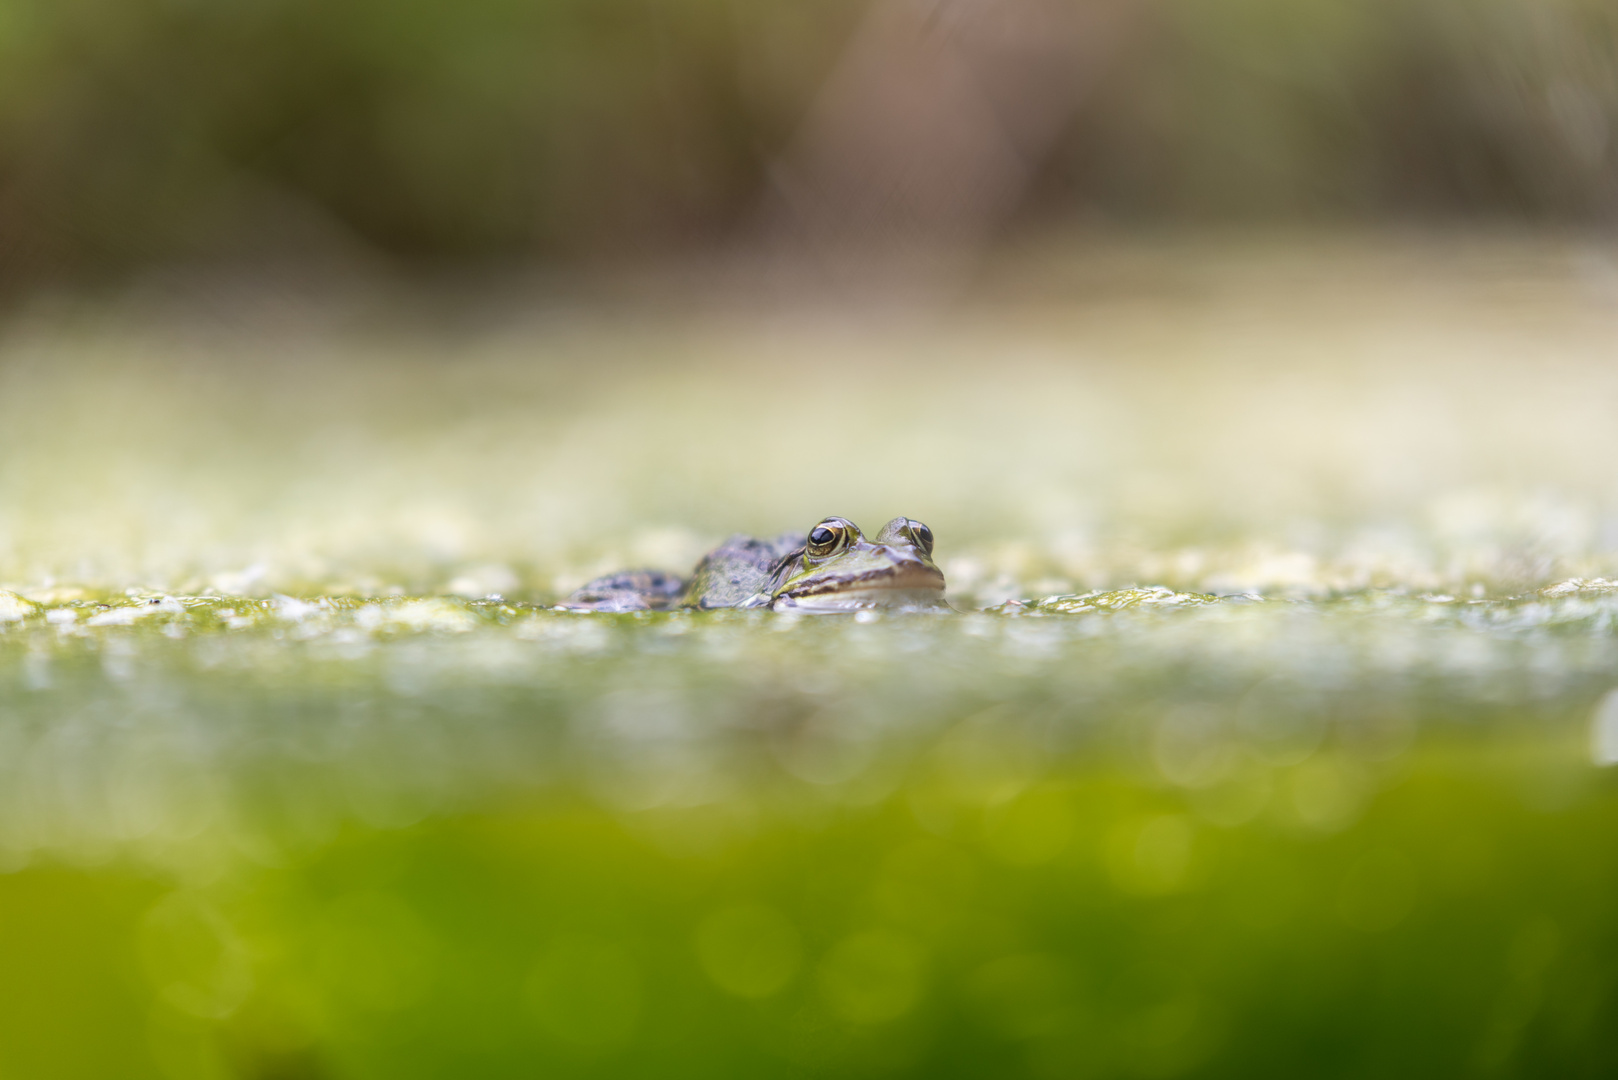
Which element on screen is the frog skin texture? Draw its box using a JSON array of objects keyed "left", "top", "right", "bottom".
[{"left": 558, "top": 516, "right": 947, "bottom": 613}]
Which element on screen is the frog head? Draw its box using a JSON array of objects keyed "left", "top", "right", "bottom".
[{"left": 758, "top": 516, "right": 947, "bottom": 612}]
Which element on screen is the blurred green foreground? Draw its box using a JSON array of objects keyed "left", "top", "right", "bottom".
[
  {"left": 2, "top": 593, "right": 1617, "bottom": 1079},
  {"left": 4, "top": 238, "right": 1618, "bottom": 1077}
]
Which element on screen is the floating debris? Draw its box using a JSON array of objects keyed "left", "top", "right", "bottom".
[
  {"left": 0, "top": 591, "right": 40, "bottom": 623},
  {"left": 1003, "top": 586, "right": 1226, "bottom": 615}
]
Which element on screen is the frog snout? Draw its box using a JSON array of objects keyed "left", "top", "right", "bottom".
[
  {"left": 877, "top": 547, "right": 945, "bottom": 586},
  {"left": 879, "top": 544, "right": 927, "bottom": 564}
]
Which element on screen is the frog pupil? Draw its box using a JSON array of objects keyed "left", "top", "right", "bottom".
[
  {"left": 810, "top": 526, "right": 836, "bottom": 548},
  {"left": 910, "top": 522, "right": 933, "bottom": 553}
]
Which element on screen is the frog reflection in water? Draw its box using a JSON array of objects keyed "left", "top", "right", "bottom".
[{"left": 559, "top": 517, "right": 947, "bottom": 613}]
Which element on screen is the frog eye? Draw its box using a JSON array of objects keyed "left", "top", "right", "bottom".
[
  {"left": 906, "top": 520, "right": 934, "bottom": 556},
  {"left": 806, "top": 518, "right": 854, "bottom": 558}
]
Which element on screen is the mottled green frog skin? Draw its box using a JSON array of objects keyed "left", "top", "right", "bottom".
[{"left": 558, "top": 516, "right": 947, "bottom": 613}]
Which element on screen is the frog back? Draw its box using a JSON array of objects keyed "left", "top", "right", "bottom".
[{"left": 679, "top": 532, "right": 802, "bottom": 609}]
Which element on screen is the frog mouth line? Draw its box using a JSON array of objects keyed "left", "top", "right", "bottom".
[{"left": 782, "top": 564, "right": 946, "bottom": 599}]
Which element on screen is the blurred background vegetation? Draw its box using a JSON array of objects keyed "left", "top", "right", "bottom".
[{"left": 0, "top": 0, "right": 1615, "bottom": 291}]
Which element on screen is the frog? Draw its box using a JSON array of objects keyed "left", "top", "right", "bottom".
[{"left": 557, "top": 516, "right": 947, "bottom": 613}]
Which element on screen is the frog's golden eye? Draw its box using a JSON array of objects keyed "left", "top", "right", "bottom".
[
  {"left": 806, "top": 518, "right": 853, "bottom": 558},
  {"left": 906, "top": 520, "right": 934, "bottom": 556}
]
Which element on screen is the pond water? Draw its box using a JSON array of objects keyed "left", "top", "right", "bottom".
[{"left": 2, "top": 234, "right": 1617, "bottom": 1077}]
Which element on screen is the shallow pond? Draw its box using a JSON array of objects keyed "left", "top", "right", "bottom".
[{"left": 3, "top": 235, "right": 1618, "bottom": 1077}]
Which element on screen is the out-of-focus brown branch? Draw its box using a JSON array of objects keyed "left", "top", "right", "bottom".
[{"left": 759, "top": 0, "right": 1144, "bottom": 281}]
